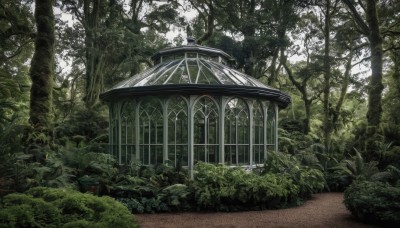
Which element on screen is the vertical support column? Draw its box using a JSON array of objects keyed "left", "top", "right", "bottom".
[
  {"left": 248, "top": 100, "right": 254, "bottom": 168},
  {"left": 108, "top": 104, "right": 112, "bottom": 157},
  {"left": 135, "top": 101, "right": 140, "bottom": 163},
  {"left": 188, "top": 96, "right": 195, "bottom": 179},
  {"left": 219, "top": 97, "right": 226, "bottom": 164},
  {"left": 117, "top": 102, "right": 122, "bottom": 165},
  {"left": 263, "top": 101, "right": 268, "bottom": 161},
  {"left": 163, "top": 98, "right": 169, "bottom": 164},
  {"left": 275, "top": 103, "right": 279, "bottom": 153}
]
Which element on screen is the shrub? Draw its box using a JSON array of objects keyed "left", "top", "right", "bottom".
[
  {"left": 158, "top": 184, "right": 192, "bottom": 211},
  {"left": 344, "top": 180, "right": 400, "bottom": 226},
  {"left": 263, "top": 151, "right": 325, "bottom": 199},
  {"left": 0, "top": 187, "right": 139, "bottom": 228},
  {"left": 190, "top": 162, "right": 299, "bottom": 211}
]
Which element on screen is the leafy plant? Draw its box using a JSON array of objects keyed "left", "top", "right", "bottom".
[
  {"left": 158, "top": 184, "right": 192, "bottom": 211},
  {"left": 0, "top": 187, "right": 139, "bottom": 227},
  {"left": 344, "top": 180, "right": 400, "bottom": 226},
  {"left": 262, "top": 151, "right": 326, "bottom": 198},
  {"left": 190, "top": 162, "right": 300, "bottom": 211},
  {"left": 331, "top": 149, "right": 381, "bottom": 185}
]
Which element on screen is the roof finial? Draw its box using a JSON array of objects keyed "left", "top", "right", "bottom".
[{"left": 186, "top": 25, "right": 195, "bottom": 45}]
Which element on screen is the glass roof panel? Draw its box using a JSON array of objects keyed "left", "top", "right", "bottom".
[
  {"left": 224, "top": 68, "right": 254, "bottom": 86},
  {"left": 146, "top": 62, "right": 178, "bottom": 85},
  {"left": 187, "top": 59, "right": 199, "bottom": 83},
  {"left": 208, "top": 62, "right": 241, "bottom": 85},
  {"left": 108, "top": 56, "right": 276, "bottom": 89},
  {"left": 134, "top": 61, "right": 176, "bottom": 87},
  {"left": 199, "top": 60, "right": 234, "bottom": 85},
  {"left": 111, "top": 63, "right": 162, "bottom": 88},
  {"left": 165, "top": 59, "right": 195, "bottom": 84}
]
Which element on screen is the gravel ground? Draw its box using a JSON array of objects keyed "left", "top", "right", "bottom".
[{"left": 135, "top": 192, "right": 377, "bottom": 228}]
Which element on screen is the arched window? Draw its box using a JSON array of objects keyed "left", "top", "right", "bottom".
[
  {"left": 267, "top": 104, "right": 276, "bottom": 152},
  {"left": 167, "top": 96, "right": 188, "bottom": 167},
  {"left": 224, "top": 98, "right": 250, "bottom": 165},
  {"left": 120, "top": 100, "right": 135, "bottom": 165},
  {"left": 193, "top": 96, "right": 219, "bottom": 164},
  {"left": 139, "top": 97, "right": 163, "bottom": 165},
  {"left": 253, "top": 101, "right": 264, "bottom": 164}
]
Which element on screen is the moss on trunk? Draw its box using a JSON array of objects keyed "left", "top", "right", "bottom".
[{"left": 29, "top": 0, "right": 54, "bottom": 151}]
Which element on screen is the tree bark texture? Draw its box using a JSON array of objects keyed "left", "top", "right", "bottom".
[
  {"left": 281, "top": 53, "right": 312, "bottom": 134},
  {"left": 29, "top": 0, "right": 54, "bottom": 130},
  {"left": 323, "top": 0, "right": 332, "bottom": 153},
  {"left": 365, "top": 0, "right": 384, "bottom": 135},
  {"left": 84, "top": 0, "right": 104, "bottom": 107},
  {"left": 341, "top": 0, "right": 384, "bottom": 156}
]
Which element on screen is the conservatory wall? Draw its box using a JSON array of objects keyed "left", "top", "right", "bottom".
[{"left": 109, "top": 94, "right": 278, "bottom": 170}]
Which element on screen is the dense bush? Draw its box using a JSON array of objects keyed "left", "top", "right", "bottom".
[
  {"left": 114, "top": 156, "right": 326, "bottom": 213},
  {"left": 0, "top": 187, "right": 139, "bottom": 228},
  {"left": 344, "top": 180, "right": 400, "bottom": 227},
  {"left": 190, "top": 162, "right": 299, "bottom": 211},
  {"left": 112, "top": 164, "right": 190, "bottom": 213},
  {"left": 262, "top": 151, "right": 325, "bottom": 199}
]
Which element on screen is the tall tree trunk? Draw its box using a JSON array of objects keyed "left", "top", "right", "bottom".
[
  {"left": 322, "top": 0, "right": 332, "bottom": 153},
  {"left": 304, "top": 99, "right": 311, "bottom": 135},
  {"left": 342, "top": 0, "right": 384, "bottom": 157},
  {"left": 29, "top": 0, "right": 55, "bottom": 160},
  {"left": 281, "top": 52, "right": 312, "bottom": 134},
  {"left": 84, "top": 0, "right": 103, "bottom": 108},
  {"left": 365, "top": 0, "right": 384, "bottom": 141},
  {"left": 28, "top": 0, "right": 55, "bottom": 162}
]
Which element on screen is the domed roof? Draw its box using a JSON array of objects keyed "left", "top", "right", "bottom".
[{"left": 100, "top": 40, "right": 291, "bottom": 108}]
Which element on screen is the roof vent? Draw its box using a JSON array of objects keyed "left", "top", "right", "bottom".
[{"left": 187, "top": 36, "right": 196, "bottom": 45}]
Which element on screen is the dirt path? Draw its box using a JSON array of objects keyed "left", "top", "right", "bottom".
[{"left": 135, "top": 193, "right": 377, "bottom": 228}]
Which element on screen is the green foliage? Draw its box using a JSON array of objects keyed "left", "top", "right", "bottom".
[
  {"left": 111, "top": 164, "right": 190, "bottom": 213},
  {"left": 381, "top": 145, "right": 400, "bottom": 169},
  {"left": 113, "top": 159, "right": 327, "bottom": 213},
  {"left": 344, "top": 180, "right": 400, "bottom": 226},
  {"left": 0, "top": 187, "right": 138, "bottom": 228},
  {"left": 55, "top": 105, "right": 109, "bottom": 147},
  {"left": 117, "top": 183, "right": 191, "bottom": 213},
  {"left": 262, "top": 151, "right": 326, "bottom": 198},
  {"left": 190, "top": 162, "right": 300, "bottom": 211},
  {"left": 332, "top": 149, "right": 380, "bottom": 183},
  {"left": 158, "top": 184, "right": 192, "bottom": 211}
]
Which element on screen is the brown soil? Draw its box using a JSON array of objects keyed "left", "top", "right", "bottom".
[{"left": 135, "top": 193, "right": 377, "bottom": 228}]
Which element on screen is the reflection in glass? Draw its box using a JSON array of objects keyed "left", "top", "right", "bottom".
[
  {"left": 168, "top": 96, "right": 188, "bottom": 166},
  {"left": 120, "top": 100, "right": 135, "bottom": 164},
  {"left": 224, "top": 98, "right": 250, "bottom": 165},
  {"left": 194, "top": 96, "right": 219, "bottom": 164},
  {"left": 139, "top": 97, "right": 163, "bottom": 165},
  {"left": 267, "top": 105, "right": 276, "bottom": 152},
  {"left": 253, "top": 102, "right": 264, "bottom": 164}
]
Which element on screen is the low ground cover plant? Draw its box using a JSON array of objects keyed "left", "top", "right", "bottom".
[{"left": 0, "top": 187, "right": 139, "bottom": 228}]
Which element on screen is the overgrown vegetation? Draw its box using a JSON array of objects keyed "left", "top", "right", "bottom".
[
  {"left": 0, "top": 187, "right": 139, "bottom": 228},
  {"left": 1, "top": 0, "right": 400, "bottom": 227},
  {"left": 110, "top": 154, "right": 325, "bottom": 213},
  {"left": 344, "top": 179, "right": 400, "bottom": 227}
]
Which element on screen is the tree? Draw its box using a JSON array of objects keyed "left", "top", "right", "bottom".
[
  {"left": 0, "top": 0, "right": 33, "bottom": 126},
  {"left": 61, "top": 0, "right": 179, "bottom": 107},
  {"left": 29, "top": 0, "right": 55, "bottom": 145},
  {"left": 204, "top": 0, "right": 298, "bottom": 81},
  {"left": 281, "top": 10, "right": 325, "bottom": 135},
  {"left": 341, "top": 0, "right": 384, "bottom": 154}
]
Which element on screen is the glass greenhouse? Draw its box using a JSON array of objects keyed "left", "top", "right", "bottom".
[{"left": 100, "top": 38, "right": 291, "bottom": 176}]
